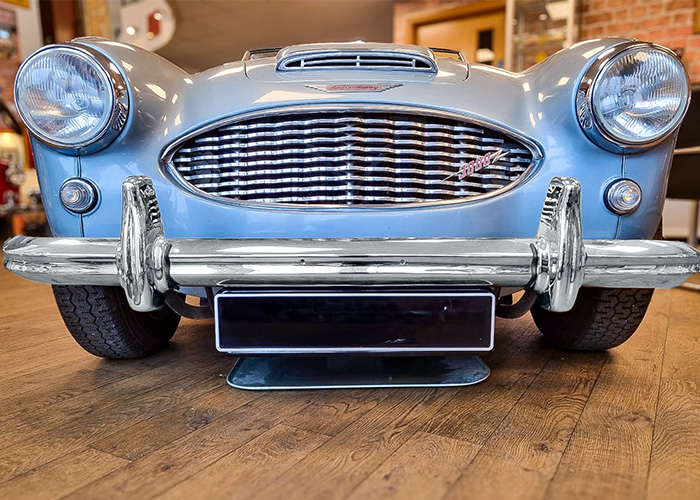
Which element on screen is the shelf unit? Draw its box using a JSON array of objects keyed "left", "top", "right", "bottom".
[{"left": 505, "top": 0, "right": 579, "bottom": 72}]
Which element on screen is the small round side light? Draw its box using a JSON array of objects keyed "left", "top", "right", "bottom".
[
  {"left": 605, "top": 179, "right": 642, "bottom": 215},
  {"left": 60, "top": 178, "right": 98, "bottom": 214}
]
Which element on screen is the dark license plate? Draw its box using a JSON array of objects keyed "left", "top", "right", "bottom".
[{"left": 215, "top": 288, "right": 495, "bottom": 355}]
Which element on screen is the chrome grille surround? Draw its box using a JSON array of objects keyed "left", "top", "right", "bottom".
[{"left": 163, "top": 105, "right": 542, "bottom": 209}]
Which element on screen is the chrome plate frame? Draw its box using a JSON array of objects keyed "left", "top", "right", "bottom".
[{"left": 214, "top": 290, "right": 495, "bottom": 355}]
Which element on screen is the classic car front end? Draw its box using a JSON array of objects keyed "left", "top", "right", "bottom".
[{"left": 4, "top": 37, "right": 700, "bottom": 359}]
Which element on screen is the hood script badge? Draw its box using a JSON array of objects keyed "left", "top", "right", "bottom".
[
  {"left": 306, "top": 83, "right": 403, "bottom": 93},
  {"left": 443, "top": 149, "right": 509, "bottom": 182}
]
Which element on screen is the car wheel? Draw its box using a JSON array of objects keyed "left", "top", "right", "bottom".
[
  {"left": 52, "top": 285, "right": 180, "bottom": 359},
  {"left": 530, "top": 287, "right": 654, "bottom": 351}
]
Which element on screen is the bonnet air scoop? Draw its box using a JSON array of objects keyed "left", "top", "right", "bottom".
[{"left": 276, "top": 42, "right": 438, "bottom": 73}]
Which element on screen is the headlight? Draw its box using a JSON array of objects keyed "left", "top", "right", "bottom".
[
  {"left": 14, "top": 44, "right": 128, "bottom": 152},
  {"left": 5, "top": 162, "right": 25, "bottom": 187},
  {"left": 577, "top": 42, "right": 690, "bottom": 152}
]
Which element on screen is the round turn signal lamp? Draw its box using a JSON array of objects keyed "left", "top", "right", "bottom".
[
  {"left": 605, "top": 179, "right": 642, "bottom": 215},
  {"left": 60, "top": 178, "right": 98, "bottom": 214}
]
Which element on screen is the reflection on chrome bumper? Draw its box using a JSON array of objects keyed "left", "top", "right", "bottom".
[{"left": 4, "top": 176, "right": 700, "bottom": 313}]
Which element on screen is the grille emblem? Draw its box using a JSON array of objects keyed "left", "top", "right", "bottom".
[
  {"left": 306, "top": 83, "right": 403, "bottom": 93},
  {"left": 444, "top": 149, "right": 508, "bottom": 181}
]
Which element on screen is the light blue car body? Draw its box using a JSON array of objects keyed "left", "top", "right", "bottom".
[{"left": 33, "top": 37, "right": 672, "bottom": 243}]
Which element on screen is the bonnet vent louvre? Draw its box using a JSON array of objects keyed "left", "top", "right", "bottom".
[{"left": 277, "top": 51, "right": 437, "bottom": 73}]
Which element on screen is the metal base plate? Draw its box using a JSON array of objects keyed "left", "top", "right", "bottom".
[{"left": 226, "top": 356, "right": 490, "bottom": 390}]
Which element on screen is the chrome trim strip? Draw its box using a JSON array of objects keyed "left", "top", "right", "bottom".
[
  {"left": 214, "top": 292, "right": 495, "bottom": 354},
  {"left": 4, "top": 176, "right": 699, "bottom": 314},
  {"left": 160, "top": 104, "right": 544, "bottom": 211},
  {"left": 305, "top": 83, "right": 405, "bottom": 93}
]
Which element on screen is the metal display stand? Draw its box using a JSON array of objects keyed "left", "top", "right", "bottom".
[{"left": 227, "top": 356, "right": 490, "bottom": 390}]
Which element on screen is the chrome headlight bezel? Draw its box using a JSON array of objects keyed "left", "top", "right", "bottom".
[
  {"left": 576, "top": 41, "right": 691, "bottom": 153},
  {"left": 14, "top": 43, "right": 129, "bottom": 154}
]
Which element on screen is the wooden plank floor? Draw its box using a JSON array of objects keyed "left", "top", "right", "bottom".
[{"left": 1, "top": 259, "right": 698, "bottom": 500}]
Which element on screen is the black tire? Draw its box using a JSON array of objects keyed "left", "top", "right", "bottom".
[
  {"left": 52, "top": 285, "right": 180, "bottom": 359},
  {"left": 530, "top": 287, "right": 654, "bottom": 351}
]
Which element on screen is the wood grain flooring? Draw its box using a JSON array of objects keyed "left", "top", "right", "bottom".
[{"left": 1, "top": 259, "right": 698, "bottom": 500}]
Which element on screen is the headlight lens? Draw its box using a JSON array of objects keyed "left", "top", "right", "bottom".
[
  {"left": 579, "top": 43, "right": 690, "bottom": 150},
  {"left": 15, "top": 46, "right": 118, "bottom": 149}
]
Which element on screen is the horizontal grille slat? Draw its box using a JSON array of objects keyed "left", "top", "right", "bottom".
[
  {"left": 214, "top": 184, "right": 504, "bottom": 198},
  {"left": 175, "top": 147, "right": 518, "bottom": 163},
  {"left": 181, "top": 166, "right": 528, "bottom": 182},
  {"left": 168, "top": 109, "right": 537, "bottom": 207},
  {"left": 187, "top": 130, "right": 495, "bottom": 150},
  {"left": 187, "top": 171, "right": 518, "bottom": 189},
  {"left": 216, "top": 117, "right": 484, "bottom": 135},
  {"left": 173, "top": 154, "right": 533, "bottom": 171},
  {"left": 178, "top": 135, "right": 506, "bottom": 154}
]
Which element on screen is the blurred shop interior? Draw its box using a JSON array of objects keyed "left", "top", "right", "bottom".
[{"left": 0, "top": 0, "right": 699, "bottom": 241}]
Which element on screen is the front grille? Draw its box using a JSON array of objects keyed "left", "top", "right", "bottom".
[{"left": 168, "top": 108, "right": 537, "bottom": 207}]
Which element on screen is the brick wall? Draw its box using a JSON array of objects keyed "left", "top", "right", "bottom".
[
  {"left": 581, "top": 0, "right": 700, "bottom": 81},
  {"left": 395, "top": 0, "right": 700, "bottom": 80}
]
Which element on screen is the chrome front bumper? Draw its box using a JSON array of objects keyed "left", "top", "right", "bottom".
[{"left": 4, "top": 176, "right": 700, "bottom": 313}]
